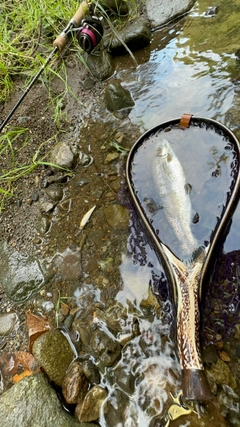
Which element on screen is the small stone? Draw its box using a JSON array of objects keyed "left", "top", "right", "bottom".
[
  {"left": 31, "top": 191, "right": 39, "bottom": 201},
  {"left": 104, "top": 204, "right": 129, "bottom": 230},
  {"left": 0, "top": 312, "right": 19, "bottom": 336},
  {"left": 39, "top": 201, "right": 56, "bottom": 213},
  {"left": 45, "top": 186, "right": 63, "bottom": 202},
  {"left": 206, "top": 358, "right": 237, "bottom": 390},
  {"left": 104, "top": 152, "right": 119, "bottom": 164},
  {"left": 90, "top": 329, "right": 122, "bottom": 367},
  {"left": 50, "top": 142, "right": 76, "bottom": 169},
  {"left": 114, "top": 131, "right": 125, "bottom": 144},
  {"left": 75, "top": 385, "right": 108, "bottom": 422},
  {"left": 62, "top": 361, "right": 90, "bottom": 404},
  {"left": 105, "top": 82, "right": 134, "bottom": 112},
  {"left": 83, "top": 77, "right": 95, "bottom": 90},
  {"left": 77, "top": 177, "right": 90, "bottom": 187},
  {"left": 35, "top": 215, "right": 51, "bottom": 234},
  {"left": 201, "top": 343, "right": 218, "bottom": 365},
  {"left": 86, "top": 50, "right": 114, "bottom": 81}
]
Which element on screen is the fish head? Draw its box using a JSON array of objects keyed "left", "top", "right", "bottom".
[{"left": 156, "top": 139, "right": 172, "bottom": 161}]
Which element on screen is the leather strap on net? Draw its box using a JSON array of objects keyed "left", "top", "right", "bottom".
[{"left": 180, "top": 113, "right": 193, "bottom": 128}]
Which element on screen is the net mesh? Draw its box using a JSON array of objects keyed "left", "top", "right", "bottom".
[{"left": 124, "top": 118, "right": 240, "bottom": 344}]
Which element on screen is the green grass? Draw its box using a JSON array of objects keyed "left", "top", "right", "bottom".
[
  {"left": 0, "top": 0, "right": 142, "bottom": 211},
  {"left": 0, "top": 0, "right": 82, "bottom": 102}
]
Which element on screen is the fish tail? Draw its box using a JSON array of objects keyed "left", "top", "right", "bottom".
[{"left": 182, "top": 368, "right": 213, "bottom": 400}]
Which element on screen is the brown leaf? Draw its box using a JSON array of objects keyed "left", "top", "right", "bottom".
[
  {"left": 0, "top": 351, "right": 40, "bottom": 383},
  {"left": 26, "top": 311, "right": 52, "bottom": 352},
  {"left": 60, "top": 302, "right": 70, "bottom": 316},
  {"left": 219, "top": 350, "right": 231, "bottom": 362}
]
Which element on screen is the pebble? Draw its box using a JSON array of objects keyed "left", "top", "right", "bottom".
[
  {"left": 0, "top": 312, "right": 19, "bottom": 336},
  {"left": 75, "top": 385, "right": 108, "bottom": 422},
  {"left": 32, "top": 329, "right": 75, "bottom": 386},
  {"left": 62, "top": 361, "right": 90, "bottom": 404}
]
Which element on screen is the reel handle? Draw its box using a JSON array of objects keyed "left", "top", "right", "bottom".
[{"left": 53, "top": 1, "right": 89, "bottom": 52}]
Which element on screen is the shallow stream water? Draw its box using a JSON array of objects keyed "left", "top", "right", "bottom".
[{"left": 87, "top": 1, "right": 240, "bottom": 425}]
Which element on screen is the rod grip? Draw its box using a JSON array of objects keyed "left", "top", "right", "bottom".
[
  {"left": 53, "top": 1, "right": 89, "bottom": 51},
  {"left": 72, "top": 1, "right": 89, "bottom": 26}
]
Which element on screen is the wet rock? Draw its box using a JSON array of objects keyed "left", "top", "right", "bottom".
[
  {"left": 0, "top": 312, "right": 19, "bottom": 336},
  {"left": 94, "top": 302, "right": 127, "bottom": 334},
  {"left": 32, "top": 329, "right": 75, "bottom": 386},
  {"left": 80, "top": 357, "right": 100, "bottom": 384},
  {"left": 99, "top": 0, "right": 129, "bottom": 15},
  {"left": 201, "top": 343, "right": 218, "bottom": 365},
  {"left": 110, "top": 18, "right": 151, "bottom": 55},
  {"left": 55, "top": 247, "right": 82, "bottom": 281},
  {"left": 104, "top": 203, "right": 129, "bottom": 230},
  {"left": 140, "top": 285, "right": 162, "bottom": 318},
  {"left": 0, "top": 241, "right": 50, "bottom": 303},
  {"left": 86, "top": 50, "right": 114, "bottom": 81},
  {"left": 50, "top": 141, "right": 76, "bottom": 169},
  {"left": 82, "top": 77, "right": 95, "bottom": 90},
  {"left": 39, "top": 201, "right": 56, "bottom": 213},
  {"left": 115, "top": 365, "right": 135, "bottom": 394},
  {"left": 105, "top": 82, "right": 134, "bottom": 112},
  {"left": 90, "top": 329, "right": 122, "bottom": 367},
  {"left": 45, "top": 185, "right": 64, "bottom": 202},
  {"left": 206, "top": 358, "right": 237, "bottom": 392},
  {"left": 75, "top": 385, "right": 108, "bottom": 422},
  {"left": 72, "top": 319, "right": 91, "bottom": 347},
  {"left": 35, "top": 214, "right": 51, "bottom": 234},
  {"left": 218, "top": 385, "right": 240, "bottom": 422},
  {"left": 62, "top": 361, "right": 90, "bottom": 404},
  {"left": 77, "top": 177, "right": 90, "bottom": 187},
  {"left": 45, "top": 172, "right": 70, "bottom": 185},
  {"left": 0, "top": 372, "right": 93, "bottom": 427},
  {"left": 146, "top": 0, "right": 195, "bottom": 28},
  {"left": 204, "top": 6, "right": 219, "bottom": 17}
]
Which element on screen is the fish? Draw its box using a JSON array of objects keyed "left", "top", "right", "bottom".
[{"left": 152, "top": 139, "right": 197, "bottom": 259}]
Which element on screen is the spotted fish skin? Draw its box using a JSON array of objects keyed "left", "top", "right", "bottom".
[{"left": 152, "top": 139, "right": 197, "bottom": 258}]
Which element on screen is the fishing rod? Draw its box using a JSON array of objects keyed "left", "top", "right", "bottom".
[{"left": 0, "top": 1, "right": 103, "bottom": 133}]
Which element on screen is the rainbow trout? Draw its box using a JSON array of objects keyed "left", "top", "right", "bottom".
[{"left": 152, "top": 139, "right": 197, "bottom": 259}]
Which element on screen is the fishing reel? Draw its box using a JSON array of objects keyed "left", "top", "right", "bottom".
[{"left": 76, "top": 17, "right": 104, "bottom": 53}]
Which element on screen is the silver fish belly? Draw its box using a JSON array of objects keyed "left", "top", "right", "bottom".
[{"left": 152, "top": 139, "right": 197, "bottom": 257}]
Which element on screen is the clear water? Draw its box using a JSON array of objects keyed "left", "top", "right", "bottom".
[
  {"left": 98, "top": 1, "right": 240, "bottom": 425},
  {"left": 129, "top": 123, "right": 238, "bottom": 260}
]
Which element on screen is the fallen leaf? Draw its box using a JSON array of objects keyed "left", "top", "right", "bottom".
[
  {"left": 61, "top": 302, "right": 70, "bottom": 316},
  {"left": 219, "top": 350, "right": 231, "bottom": 362},
  {"left": 80, "top": 205, "right": 96, "bottom": 230},
  {"left": 26, "top": 311, "right": 52, "bottom": 352},
  {"left": 0, "top": 351, "right": 40, "bottom": 383}
]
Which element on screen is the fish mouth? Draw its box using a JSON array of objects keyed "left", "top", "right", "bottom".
[{"left": 156, "top": 140, "right": 170, "bottom": 158}]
